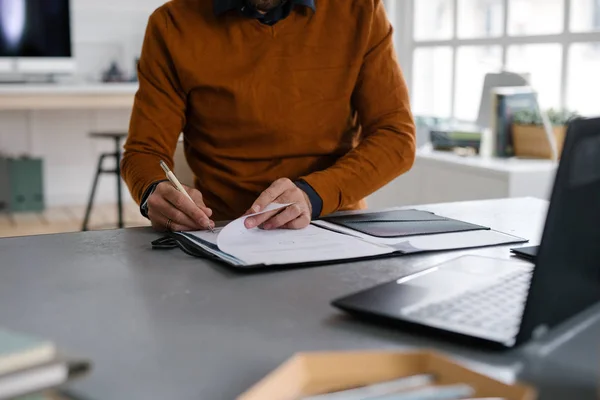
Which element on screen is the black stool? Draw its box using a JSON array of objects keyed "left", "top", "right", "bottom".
[{"left": 82, "top": 132, "right": 127, "bottom": 231}]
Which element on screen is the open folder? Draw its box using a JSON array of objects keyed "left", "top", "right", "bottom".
[
  {"left": 158, "top": 203, "right": 528, "bottom": 269},
  {"left": 321, "top": 209, "right": 490, "bottom": 238}
]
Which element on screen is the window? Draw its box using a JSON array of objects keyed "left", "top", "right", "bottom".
[
  {"left": 508, "top": 0, "right": 564, "bottom": 35},
  {"left": 389, "top": 0, "right": 600, "bottom": 120},
  {"left": 567, "top": 42, "right": 600, "bottom": 115},
  {"left": 458, "top": 0, "right": 504, "bottom": 38},
  {"left": 506, "top": 44, "right": 562, "bottom": 108},
  {"left": 412, "top": 47, "right": 453, "bottom": 117},
  {"left": 454, "top": 46, "right": 503, "bottom": 120},
  {"left": 571, "top": 0, "right": 600, "bottom": 31},
  {"left": 413, "top": 0, "right": 454, "bottom": 41}
]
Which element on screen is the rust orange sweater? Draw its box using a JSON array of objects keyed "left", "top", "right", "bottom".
[{"left": 122, "top": 0, "right": 416, "bottom": 221}]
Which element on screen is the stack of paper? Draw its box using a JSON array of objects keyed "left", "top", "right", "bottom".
[{"left": 0, "top": 329, "right": 90, "bottom": 400}]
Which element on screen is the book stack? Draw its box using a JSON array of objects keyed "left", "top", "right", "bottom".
[
  {"left": 490, "top": 87, "right": 539, "bottom": 158},
  {"left": 0, "top": 329, "right": 90, "bottom": 400},
  {"left": 429, "top": 127, "right": 482, "bottom": 154}
]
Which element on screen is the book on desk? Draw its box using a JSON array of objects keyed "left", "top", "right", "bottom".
[
  {"left": 153, "top": 203, "right": 527, "bottom": 270},
  {"left": 0, "top": 329, "right": 90, "bottom": 400}
]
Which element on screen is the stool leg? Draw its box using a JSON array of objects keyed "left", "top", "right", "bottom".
[
  {"left": 115, "top": 137, "right": 124, "bottom": 229},
  {"left": 82, "top": 155, "right": 106, "bottom": 231}
]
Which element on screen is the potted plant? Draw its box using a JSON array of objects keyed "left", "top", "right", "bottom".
[{"left": 512, "top": 109, "right": 578, "bottom": 159}]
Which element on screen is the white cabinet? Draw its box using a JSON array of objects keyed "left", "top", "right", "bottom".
[{"left": 367, "top": 147, "right": 558, "bottom": 209}]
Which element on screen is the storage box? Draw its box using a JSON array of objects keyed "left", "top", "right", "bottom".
[
  {"left": 238, "top": 350, "right": 536, "bottom": 400},
  {"left": 7, "top": 157, "right": 45, "bottom": 212},
  {"left": 512, "top": 124, "right": 566, "bottom": 159},
  {"left": 0, "top": 156, "right": 9, "bottom": 212},
  {"left": 430, "top": 129, "right": 482, "bottom": 153}
]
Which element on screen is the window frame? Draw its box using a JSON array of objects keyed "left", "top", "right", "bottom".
[{"left": 385, "top": 0, "right": 600, "bottom": 119}]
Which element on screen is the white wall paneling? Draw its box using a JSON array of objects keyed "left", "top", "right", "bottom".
[
  {"left": 71, "top": 0, "right": 167, "bottom": 79},
  {"left": 0, "top": 108, "right": 133, "bottom": 207}
]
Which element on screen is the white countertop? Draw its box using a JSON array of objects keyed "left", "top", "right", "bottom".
[
  {"left": 417, "top": 146, "right": 558, "bottom": 174},
  {"left": 0, "top": 82, "right": 138, "bottom": 110},
  {"left": 0, "top": 82, "right": 138, "bottom": 95}
]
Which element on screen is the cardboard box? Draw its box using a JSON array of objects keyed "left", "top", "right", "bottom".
[{"left": 239, "top": 350, "right": 536, "bottom": 400}]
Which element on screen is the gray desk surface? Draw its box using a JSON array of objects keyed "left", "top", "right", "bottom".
[{"left": 1, "top": 198, "right": 599, "bottom": 400}]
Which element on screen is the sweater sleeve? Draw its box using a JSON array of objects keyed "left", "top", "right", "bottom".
[
  {"left": 121, "top": 8, "right": 187, "bottom": 205},
  {"left": 301, "top": 0, "right": 416, "bottom": 217}
]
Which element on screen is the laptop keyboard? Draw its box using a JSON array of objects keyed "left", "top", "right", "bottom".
[{"left": 405, "top": 268, "right": 533, "bottom": 338}]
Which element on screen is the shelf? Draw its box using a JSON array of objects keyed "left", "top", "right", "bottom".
[{"left": 0, "top": 82, "right": 138, "bottom": 110}]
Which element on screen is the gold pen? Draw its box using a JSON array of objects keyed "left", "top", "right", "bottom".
[{"left": 159, "top": 160, "right": 215, "bottom": 233}]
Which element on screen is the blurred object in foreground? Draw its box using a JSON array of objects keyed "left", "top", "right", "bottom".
[
  {"left": 0, "top": 328, "right": 91, "bottom": 400},
  {"left": 238, "top": 350, "right": 536, "bottom": 400}
]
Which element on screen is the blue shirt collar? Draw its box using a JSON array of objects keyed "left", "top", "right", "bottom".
[{"left": 214, "top": 0, "right": 316, "bottom": 16}]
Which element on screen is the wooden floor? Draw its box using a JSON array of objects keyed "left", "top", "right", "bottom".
[{"left": 0, "top": 202, "right": 150, "bottom": 238}]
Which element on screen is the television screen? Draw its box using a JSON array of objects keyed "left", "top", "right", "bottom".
[{"left": 0, "top": 0, "right": 71, "bottom": 58}]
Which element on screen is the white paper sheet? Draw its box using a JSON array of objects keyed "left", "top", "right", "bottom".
[
  {"left": 186, "top": 227, "right": 222, "bottom": 245},
  {"left": 184, "top": 203, "right": 291, "bottom": 246},
  {"left": 216, "top": 204, "right": 393, "bottom": 266}
]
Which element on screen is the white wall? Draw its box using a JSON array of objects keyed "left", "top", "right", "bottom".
[
  {"left": 0, "top": 0, "right": 166, "bottom": 207},
  {"left": 72, "top": 0, "right": 167, "bottom": 81}
]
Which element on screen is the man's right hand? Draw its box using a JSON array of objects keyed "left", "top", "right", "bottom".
[{"left": 147, "top": 181, "right": 214, "bottom": 232}]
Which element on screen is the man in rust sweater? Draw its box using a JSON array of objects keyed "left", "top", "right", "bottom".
[{"left": 122, "top": 0, "right": 416, "bottom": 232}]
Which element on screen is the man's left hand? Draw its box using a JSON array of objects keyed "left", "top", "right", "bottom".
[{"left": 244, "top": 178, "right": 312, "bottom": 230}]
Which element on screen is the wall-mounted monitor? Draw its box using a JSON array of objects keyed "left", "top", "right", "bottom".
[{"left": 0, "top": 0, "right": 74, "bottom": 77}]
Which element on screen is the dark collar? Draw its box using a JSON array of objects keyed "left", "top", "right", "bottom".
[{"left": 214, "top": 0, "right": 316, "bottom": 16}]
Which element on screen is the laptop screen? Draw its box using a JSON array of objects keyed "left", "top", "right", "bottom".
[{"left": 517, "top": 117, "right": 600, "bottom": 343}]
